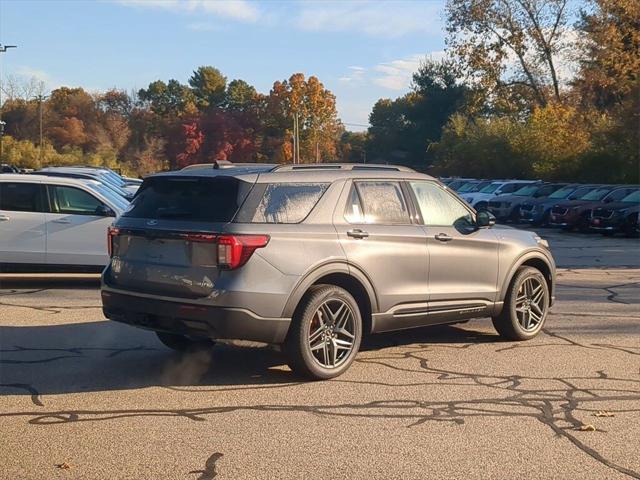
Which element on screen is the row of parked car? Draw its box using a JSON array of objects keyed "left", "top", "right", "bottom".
[{"left": 440, "top": 178, "right": 640, "bottom": 237}]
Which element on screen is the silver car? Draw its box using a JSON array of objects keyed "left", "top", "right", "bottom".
[{"left": 101, "top": 163, "right": 555, "bottom": 379}]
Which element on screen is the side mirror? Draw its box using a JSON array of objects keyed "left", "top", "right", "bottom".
[
  {"left": 95, "top": 205, "right": 116, "bottom": 217},
  {"left": 476, "top": 210, "right": 496, "bottom": 228}
]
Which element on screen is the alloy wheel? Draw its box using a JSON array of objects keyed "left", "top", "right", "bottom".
[
  {"left": 515, "top": 276, "right": 547, "bottom": 331},
  {"left": 308, "top": 298, "right": 356, "bottom": 368}
]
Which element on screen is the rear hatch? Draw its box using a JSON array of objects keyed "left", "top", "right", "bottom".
[{"left": 107, "top": 174, "right": 253, "bottom": 298}]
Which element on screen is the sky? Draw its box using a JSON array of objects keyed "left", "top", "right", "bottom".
[{"left": 0, "top": 0, "right": 448, "bottom": 131}]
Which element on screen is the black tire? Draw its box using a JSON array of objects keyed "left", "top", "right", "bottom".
[
  {"left": 155, "top": 331, "right": 214, "bottom": 352},
  {"left": 492, "top": 266, "right": 550, "bottom": 341},
  {"left": 285, "top": 284, "right": 362, "bottom": 380}
]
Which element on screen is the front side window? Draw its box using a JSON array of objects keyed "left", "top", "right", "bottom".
[
  {"left": 346, "top": 181, "right": 410, "bottom": 224},
  {"left": 239, "top": 183, "right": 329, "bottom": 224},
  {"left": 0, "top": 182, "right": 44, "bottom": 212},
  {"left": 409, "top": 181, "right": 473, "bottom": 227},
  {"left": 51, "top": 186, "right": 103, "bottom": 215}
]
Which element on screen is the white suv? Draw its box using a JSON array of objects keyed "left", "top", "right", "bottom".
[
  {"left": 463, "top": 180, "right": 538, "bottom": 210},
  {"left": 0, "top": 174, "right": 128, "bottom": 272}
]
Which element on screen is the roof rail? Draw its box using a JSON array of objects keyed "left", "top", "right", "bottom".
[{"left": 271, "top": 163, "right": 415, "bottom": 172}]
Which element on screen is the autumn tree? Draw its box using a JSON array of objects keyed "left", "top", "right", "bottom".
[
  {"left": 446, "top": 0, "right": 572, "bottom": 112},
  {"left": 265, "top": 73, "right": 342, "bottom": 163}
]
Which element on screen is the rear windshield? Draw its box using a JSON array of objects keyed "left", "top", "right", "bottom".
[
  {"left": 236, "top": 183, "right": 329, "bottom": 224},
  {"left": 123, "top": 176, "right": 249, "bottom": 222}
]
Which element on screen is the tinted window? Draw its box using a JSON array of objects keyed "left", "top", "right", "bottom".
[
  {"left": 0, "top": 182, "right": 43, "bottom": 212},
  {"left": 410, "top": 181, "right": 472, "bottom": 227},
  {"left": 347, "top": 181, "right": 410, "bottom": 224},
  {"left": 238, "top": 183, "right": 328, "bottom": 224},
  {"left": 52, "top": 186, "right": 103, "bottom": 215},
  {"left": 124, "top": 176, "right": 247, "bottom": 222}
]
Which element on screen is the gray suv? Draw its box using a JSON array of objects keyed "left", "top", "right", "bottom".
[{"left": 101, "top": 163, "right": 555, "bottom": 379}]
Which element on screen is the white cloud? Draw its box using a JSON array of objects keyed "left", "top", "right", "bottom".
[
  {"left": 295, "top": 1, "right": 442, "bottom": 38},
  {"left": 339, "top": 66, "right": 366, "bottom": 85},
  {"left": 13, "top": 66, "right": 53, "bottom": 86},
  {"left": 373, "top": 51, "right": 444, "bottom": 90},
  {"left": 116, "top": 0, "right": 260, "bottom": 22}
]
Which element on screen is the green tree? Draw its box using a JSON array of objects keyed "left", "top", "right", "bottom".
[
  {"left": 225, "top": 79, "right": 257, "bottom": 111},
  {"left": 188, "top": 66, "right": 227, "bottom": 110}
]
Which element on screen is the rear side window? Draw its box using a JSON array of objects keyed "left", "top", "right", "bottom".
[
  {"left": 0, "top": 182, "right": 44, "bottom": 212},
  {"left": 124, "top": 176, "right": 248, "bottom": 222},
  {"left": 236, "top": 183, "right": 329, "bottom": 224},
  {"left": 345, "top": 181, "right": 410, "bottom": 224}
]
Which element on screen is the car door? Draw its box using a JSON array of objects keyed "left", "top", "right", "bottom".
[
  {"left": 45, "top": 184, "right": 114, "bottom": 266},
  {"left": 0, "top": 181, "right": 47, "bottom": 265},
  {"left": 408, "top": 180, "right": 500, "bottom": 313},
  {"left": 333, "top": 179, "right": 429, "bottom": 329}
]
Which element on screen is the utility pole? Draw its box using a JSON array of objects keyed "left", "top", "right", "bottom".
[
  {"left": 0, "top": 44, "right": 18, "bottom": 162},
  {"left": 34, "top": 94, "right": 49, "bottom": 164}
]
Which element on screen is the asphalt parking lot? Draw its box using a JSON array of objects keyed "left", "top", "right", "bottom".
[{"left": 1, "top": 229, "right": 639, "bottom": 479}]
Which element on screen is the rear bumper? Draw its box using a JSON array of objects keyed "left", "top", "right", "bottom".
[{"left": 101, "top": 290, "right": 291, "bottom": 344}]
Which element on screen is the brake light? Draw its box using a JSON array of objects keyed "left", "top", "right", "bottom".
[
  {"left": 217, "top": 234, "right": 270, "bottom": 270},
  {"left": 107, "top": 226, "right": 120, "bottom": 257},
  {"left": 182, "top": 233, "right": 217, "bottom": 243}
]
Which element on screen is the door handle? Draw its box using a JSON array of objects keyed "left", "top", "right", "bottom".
[
  {"left": 347, "top": 229, "right": 369, "bottom": 239},
  {"left": 434, "top": 233, "right": 453, "bottom": 242},
  {"left": 52, "top": 218, "right": 72, "bottom": 224},
  {"left": 0, "top": 214, "right": 10, "bottom": 222}
]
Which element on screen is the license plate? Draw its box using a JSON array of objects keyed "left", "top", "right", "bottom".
[{"left": 593, "top": 218, "right": 600, "bottom": 225}]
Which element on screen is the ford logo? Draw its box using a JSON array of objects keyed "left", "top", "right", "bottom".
[{"left": 146, "top": 219, "right": 158, "bottom": 226}]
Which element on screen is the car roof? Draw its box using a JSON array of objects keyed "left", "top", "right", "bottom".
[
  {"left": 0, "top": 173, "right": 104, "bottom": 187},
  {"left": 151, "top": 163, "right": 435, "bottom": 182}
]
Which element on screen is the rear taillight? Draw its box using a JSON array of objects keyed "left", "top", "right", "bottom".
[
  {"left": 217, "top": 234, "right": 270, "bottom": 270},
  {"left": 107, "top": 226, "right": 120, "bottom": 257}
]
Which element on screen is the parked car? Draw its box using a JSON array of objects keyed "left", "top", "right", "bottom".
[
  {"left": 34, "top": 168, "right": 135, "bottom": 200},
  {"left": 0, "top": 174, "right": 128, "bottom": 272},
  {"left": 488, "top": 183, "right": 567, "bottom": 222},
  {"left": 463, "top": 180, "right": 538, "bottom": 210},
  {"left": 519, "top": 184, "right": 599, "bottom": 226},
  {"left": 1, "top": 164, "right": 20, "bottom": 173},
  {"left": 549, "top": 186, "right": 638, "bottom": 231},
  {"left": 101, "top": 163, "right": 555, "bottom": 380},
  {"left": 589, "top": 190, "right": 640, "bottom": 236}
]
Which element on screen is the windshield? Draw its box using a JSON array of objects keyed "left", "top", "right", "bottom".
[
  {"left": 86, "top": 182, "right": 129, "bottom": 211},
  {"left": 621, "top": 190, "right": 640, "bottom": 203},
  {"left": 580, "top": 188, "right": 611, "bottom": 201},
  {"left": 457, "top": 182, "right": 478, "bottom": 193},
  {"left": 513, "top": 185, "right": 539, "bottom": 196},
  {"left": 479, "top": 182, "right": 502, "bottom": 193},
  {"left": 549, "top": 187, "right": 576, "bottom": 199},
  {"left": 568, "top": 186, "right": 593, "bottom": 200}
]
